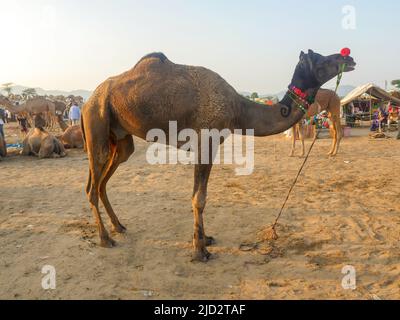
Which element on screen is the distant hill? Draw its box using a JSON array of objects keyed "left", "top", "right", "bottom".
[{"left": 2, "top": 85, "right": 93, "bottom": 100}]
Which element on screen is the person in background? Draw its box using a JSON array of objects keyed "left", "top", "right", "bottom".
[
  {"left": 69, "top": 102, "right": 81, "bottom": 126},
  {"left": 0, "top": 107, "right": 5, "bottom": 138},
  {"left": 5, "top": 109, "right": 11, "bottom": 123},
  {"left": 377, "top": 104, "right": 388, "bottom": 132},
  {"left": 371, "top": 109, "right": 379, "bottom": 131},
  {"left": 387, "top": 101, "right": 393, "bottom": 129}
]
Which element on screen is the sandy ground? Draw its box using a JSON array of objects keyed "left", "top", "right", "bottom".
[{"left": 0, "top": 122, "right": 399, "bottom": 300}]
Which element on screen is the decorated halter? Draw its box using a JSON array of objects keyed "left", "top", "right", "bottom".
[
  {"left": 288, "top": 47, "right": 351, "bottom": 115},
  {"left": 287, "top": 85, "right": 315, "bottom": 114}
]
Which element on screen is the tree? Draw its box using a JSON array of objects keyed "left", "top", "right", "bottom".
[
  {"left": 391, "top": 80, "right": 400, "bottom": 90},
  {"left": 250, "top": 92, "right": 259, "bottom": 100},
  {"left": 22, "top": 88, "right": 37, "bottom": 99},
  {"left": 1, "top": 83, "right": 14, "bottom": 96}
]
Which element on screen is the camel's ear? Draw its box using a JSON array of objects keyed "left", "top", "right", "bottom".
[
  {"left": 308, "top": 49, "right": 314, "bottom": 55},
  {"left": 299, "top": 51, "right": 305, "bottom": 59}
]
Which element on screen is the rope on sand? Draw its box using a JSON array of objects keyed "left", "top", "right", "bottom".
[
  {"left": 263, "top": 129, "right": 320, "bottom": 241},
  {"left": 263, "top": 63, "right": 346, "bottom": 241}
]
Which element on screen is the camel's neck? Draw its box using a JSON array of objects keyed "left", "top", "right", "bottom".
[
  {"left": 57, "top": 116, "right": 69, "bottom": 132},
  {"left": 236, "top": 87, "right": 319, "bottom": 137}
]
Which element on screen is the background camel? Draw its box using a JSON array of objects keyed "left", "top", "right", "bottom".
[
  {"left": 22, "top": 127, "right": 66, "bottom": 158},
  {"left": 54, "top": 100, "right": 67, "bottom": 115},
  {"left": 0, "top": 95, "right": 24, "bottom": 114},
  {"left": 290, "top": 89, "right": 342, "bottom": 157},
  {"left": 0, "top": 96, "right": 57, "bottom": 128},
  {"left": 81, "top": 51, "right": 355, "bottom": 261},
  {"left": 20, "top": 97, "right": 57, "bottom": 128},
  {"left": 56, "top": 114, "right": 84, "bottom": 149}
]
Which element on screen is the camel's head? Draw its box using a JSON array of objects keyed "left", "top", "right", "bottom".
[
  {"left": 0, "top": 95, "right": 9, "bottom": 104},
  {"left": 33, "top": 113, "right": 46, "bottom": 129},
  {"left": 291, "top": 49, "right": 356, "bottom": 90}
]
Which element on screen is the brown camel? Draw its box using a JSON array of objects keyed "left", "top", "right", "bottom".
[
  {"left": 54, "top": 100, "right": 67, "bottom": 115},
  {"left": 81, "top": 51, "right": 355, "bottom": 261},
  {"left": 22, "top": 126, "right": 66, "bottom": 159},
  {"left": 56, "top": 114, "right": 84, "bottom": 149},
  {"left": 0, "top": 95, "right": 23, "bottom": 114},
  {"left": 290, "top": 89, "right": 342, "bottom": 157},
  {"left": 0, "top": 96, "right": 57, "bottom": 128},
  {"left": 21, "top": 97, "right": 56, "bottom": 115},
  {"left": 56, "top": 113, "right": 69, "bottom": 132}
]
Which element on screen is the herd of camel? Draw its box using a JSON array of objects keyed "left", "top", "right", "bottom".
[
  {"left": 1, "top": 50, "right": 356, "bottom": 261},
  {"left": 0, "top": 87, "right": 342, "bottom": 161},
  {"left": 0, "top": 96, "right": 83, "bottom": 159}
]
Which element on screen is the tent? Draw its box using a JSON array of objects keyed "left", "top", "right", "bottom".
[
  {"left": 341, "top": 83, "right": 400, "bottom": 106},
  {"left": 340, "top": 83, "right": 400, "bottom": 127}
]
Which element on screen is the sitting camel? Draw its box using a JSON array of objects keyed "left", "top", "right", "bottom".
[
  {"left": 290, "top": 89, "right": 342, "bottom": 157},
  {"left": 22, "top": 114, "right": 66, "bottom": 158},
  {"left": 56, "top": 113, "right": 84, "bottom": 149}
]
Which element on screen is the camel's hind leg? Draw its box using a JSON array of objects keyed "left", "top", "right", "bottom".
[
  {"left": 332, "top": 116, "right": 342, "bottom": 156},
  {"left": 328, "top": 115, "right": 342, "bottom": 156},
  {"left": 87, "top": 157, "right": 115, "bottom": 247},
  {"left": 328, "top": 124, "right": 336, "bottom": 156},
  {"left": 84, "top": 114, "right": 116, "bottom": 248},
  {"left": 99, "top": 135, "right": 135, "bottom": 233},
  {"left": 191, "top": 163, "right": 214, "bottom": 262}
]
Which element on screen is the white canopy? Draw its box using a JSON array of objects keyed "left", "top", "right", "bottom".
[{"left": 341, "top": 83, "right": 400, "bottom": 106}]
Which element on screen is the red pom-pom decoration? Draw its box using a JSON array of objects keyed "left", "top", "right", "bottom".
[{"left": 340, "top": 48, "right": 351, "bottom": 57}]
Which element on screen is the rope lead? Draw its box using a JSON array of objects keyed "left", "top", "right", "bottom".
[{"left": 266, "top": 64, "right": 346, "bottom": 240}]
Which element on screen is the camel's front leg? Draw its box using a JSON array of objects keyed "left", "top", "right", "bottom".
[
  {"left": 298, "top": 122, "right": 305, "bottom": 157},
  {"left": 289, "top": 126, "right": 296, "bottom": 157},
  {"left": 191, "top": 163, "right": 214, "bottom": 262},
  {"left": 21, "top": 136, "right": 32, "bottom": 156}
]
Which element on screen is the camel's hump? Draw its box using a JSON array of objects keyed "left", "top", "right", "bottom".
[{"left": 136, "top": 52, "right": 169, "bottom": 66}]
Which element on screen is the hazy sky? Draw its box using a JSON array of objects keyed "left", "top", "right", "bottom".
[{"left": 0, "top": 0, "right": 399, "bottom": 93}]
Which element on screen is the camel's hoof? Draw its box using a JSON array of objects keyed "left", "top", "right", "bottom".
[
  {"left": 191, "top": 249, "right": 211, "bottom": 263},
  {"left": 112, "top": 223, "right": 127, "bottom": 234},
  {"left": 205, "top": 236, "right": 216, "bottom": 246},
  {"left": 100, "top": 236, "right": 116, "bottom": 248}
]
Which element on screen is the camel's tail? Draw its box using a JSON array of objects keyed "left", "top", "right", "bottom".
[{"left": 81, "top": 115, "right": 87, "bottom": 153}]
